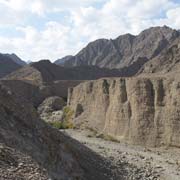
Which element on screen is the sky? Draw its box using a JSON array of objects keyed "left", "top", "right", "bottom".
[{"left": 0, "top": 0, "right": 180, "bottom": 62}]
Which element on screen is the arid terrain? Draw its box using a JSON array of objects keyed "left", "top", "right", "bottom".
[
  {"left": 0, "top": 26, "right": 180, "bottom": 180},
  {"left": 63, "top": 129, "right": 180, "bottom": 180}
]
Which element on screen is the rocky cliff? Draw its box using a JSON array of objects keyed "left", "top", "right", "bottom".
[{"left": 68, "top": 76, "right": 180, "bottom": 147}]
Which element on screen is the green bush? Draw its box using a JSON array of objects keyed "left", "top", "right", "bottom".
[
  {"left": 63, "top": 106, "right": 74, "bottom": 122},
  {"left": 49, "top": 120, "right": 74, "bottom": 129},
  {"left": 48, "top": 106, "right": 74, "bottom": 129}
]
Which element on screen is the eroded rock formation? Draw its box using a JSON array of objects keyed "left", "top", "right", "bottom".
[{"left": 68, "top": 76, "right": 180, "bottom": 147}]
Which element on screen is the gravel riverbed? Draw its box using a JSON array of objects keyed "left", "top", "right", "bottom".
[{"left": 62, "top": 129, "right": 180, "bottom": 180}]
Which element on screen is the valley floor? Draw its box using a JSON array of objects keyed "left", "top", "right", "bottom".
[{"left": 62, "top": 129, "right": 180, "bottom": 180}]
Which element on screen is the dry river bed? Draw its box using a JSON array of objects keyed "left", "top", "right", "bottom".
[{"left": 62, "top": 129, "right": 180, "bottom": 180}]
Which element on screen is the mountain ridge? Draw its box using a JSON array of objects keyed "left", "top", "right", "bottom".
[
  {"left": 3, "top": 53, "right": 26, "bottom": 66},
  {"left": 4, "top": 59, "right": 131, "bottom": 85},
  {"left": 55, "top": 26, "right": 180, "bottom": 74},
  {"left": 0, "top": 54, "right": 22, "bottom": 78}
]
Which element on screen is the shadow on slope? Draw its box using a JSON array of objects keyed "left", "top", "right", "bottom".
[
  {"left": 0, "top": 54, "right": 22, "bottom": 78},
  {"left": 0, "top": 83, "right": 128, "bottom": 180}
]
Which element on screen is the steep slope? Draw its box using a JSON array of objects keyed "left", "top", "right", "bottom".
[
  {"left": 138, "top": 38, "right": 180, "bottom": 75},
  {"left": 4, "top": 53, "right": 26, "bottom": 66},
  {"left": 56, "top": 26, "right": 179, "bottom": 72},
  {"left": 0, "top": 83, "right": 124, "bottom": 180},
  {"left": 3, "top": 65, "right": 42, "bottom": 85},
  {"left": 4, "top": 59, "right": 127, "bottom": 85},
  {"left": 68, "top": 76, "right": 180, "bottom": 147},
  {"left": 0, "top": 79, "right": 83, "bottom": 108},
  {"left": 0, "top": 54, "right": 22, "bottom": 78}
]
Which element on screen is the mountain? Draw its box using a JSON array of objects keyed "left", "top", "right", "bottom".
[
  {"left": 0, "top": 54, "right": 22, "bottom": 78},
  {"left": 55, "top": 26, "right": 180, "bottom": 74},
  {"left": 4, "top": 53, "right": 26, "bottom": 66},
  {"left": 4, "top": 59, "right": 128, "bottom": 85},
  {"left": 27, "top": 60, "right": 33, "bottom": 64},
  {"left": 55, "top": 55, "right": 74, "bottom": 65}
]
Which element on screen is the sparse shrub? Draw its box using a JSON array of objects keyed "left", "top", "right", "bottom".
[
  {"left": 63, "top": 106, "right": 74, "bottom": 122},
  {"left": 49, "top": 121, "right": 64, "bottom": 129},
  {"left": 48, "top": 106, "right": 74, "bottom": 129},
  {"left": 64, "top": 120, "right": 74, "bottom": 129},
  {"left": 86, "top": 127, "right": 98, "bottom": 135},
  {"left": 49, "top": 120, "right": 74, "bottom": 129},
  {"left": 96, "top": 133, "right": 120, "bottom": 143}
]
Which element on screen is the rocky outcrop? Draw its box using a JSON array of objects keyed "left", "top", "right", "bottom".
[
  {"left": 38, "top": 96, "right": 65, "bottom": 113},
  {"left": 38, "top": 96, "right": 65, "bottom": 122},
  {"left": 0, "top": 82, "right": 124, "bottom": 180},
  {"left": 68, "top": 76, "right": 180, "bottom": 147}
]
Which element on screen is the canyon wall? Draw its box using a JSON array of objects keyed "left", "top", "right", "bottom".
[{"left": 68, "top": 77, "right": 180, "bottom": 147}]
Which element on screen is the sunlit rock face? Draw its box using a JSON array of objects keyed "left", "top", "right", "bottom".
[{"left": 68, "top": 76, "right": 180, "bottom": 147}]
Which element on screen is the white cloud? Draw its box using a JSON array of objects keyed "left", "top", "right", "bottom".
[
  {"left": 0, "top": 0, "right": 27, "bottom": 11},
  {"left": 0, "top": 0, "right": 180, "bottom": 61},
  {"left": 31, "top": 1, "right": 45, "bottom": 16},
  {"left": 0, "top": 21, "right": 85, "bottom": 61}
]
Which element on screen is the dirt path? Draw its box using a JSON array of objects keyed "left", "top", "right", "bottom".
[{"left": 62, "top": 129, "right": 180, "bottom": 180}]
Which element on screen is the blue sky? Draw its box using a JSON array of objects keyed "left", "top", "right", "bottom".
[{"left": 0, "top": 0, "right": 180, "bottom": 62}]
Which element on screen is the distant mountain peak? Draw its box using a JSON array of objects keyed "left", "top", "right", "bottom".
[
  {"left": 4, "top": 60, "right": 132, "bottom": 85},
  {"left": 31, "top": 59, "right": 51, "bottom": 66},
  {"left": 3, "top": 53, "right": 26, "bottom": 66},
  {"left": 55, "top": 26, "right": 180, "bottom": 73},
  {"left": 0, "top": 53, "right": 22, "bottom": 78}
]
